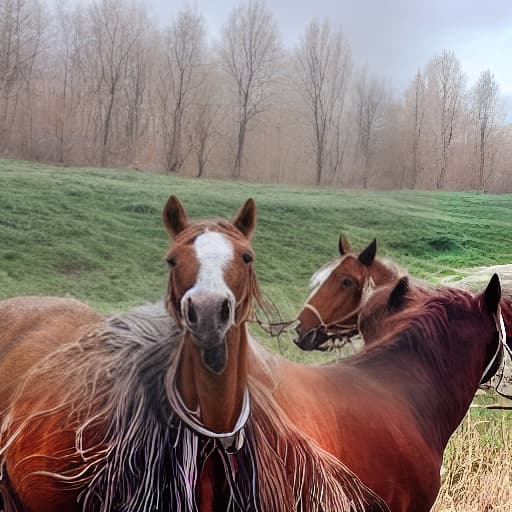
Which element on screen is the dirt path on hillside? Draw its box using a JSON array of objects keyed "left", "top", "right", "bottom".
[{"left": 440, "top": 263, "right": 512, "bottom": 290}]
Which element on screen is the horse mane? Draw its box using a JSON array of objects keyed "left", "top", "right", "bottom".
[
  {"left": 0, "top": 301, "right": 388, "bottom": 511},
  {"left": 350, "top": 286, "right": 477, "bottom": 374}
]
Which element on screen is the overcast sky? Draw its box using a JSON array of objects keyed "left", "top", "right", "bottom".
[{"left": 65, "top": 0, "right": 512, "bottom": 120}]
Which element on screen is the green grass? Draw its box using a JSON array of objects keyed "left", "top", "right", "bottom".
[{"left": 1, "top": 158, "right": 512, "bottom": 363}]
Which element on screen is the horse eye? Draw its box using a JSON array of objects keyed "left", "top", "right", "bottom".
[
  {"left": 242, "top": 252, "right": 253, "bottom": 264},
  {"left": 167, "top": 256, "right": 177, "bottom": 268},
  {"left": 341, "top": 277, "right": 353, "bottom": 289}
]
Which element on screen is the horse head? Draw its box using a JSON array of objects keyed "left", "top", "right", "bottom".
[
  {"left": 163, "top": 195, "right": 259, "bottom": 434},
  {"left": 294, "top": 235, "right": 397, "bottom": 351}
]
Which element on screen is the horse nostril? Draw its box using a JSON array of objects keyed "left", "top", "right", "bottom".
[
  {"left": 187, "top": 298, "right": 198, "bottom": 325},
  {"left": 219, "top": 298, "right": 231, "bottom": 325}
]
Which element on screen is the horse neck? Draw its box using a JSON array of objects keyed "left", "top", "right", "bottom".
[
  {"left": 177, "top": 325, "right": 249, "bottom": 433},
  {"left": 354, "top": 320, "right": 488, "bottom": 454}
]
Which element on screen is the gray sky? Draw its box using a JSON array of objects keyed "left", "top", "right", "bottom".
[{"left": 70, "top": 0, "right": 512, "bottom": 119}]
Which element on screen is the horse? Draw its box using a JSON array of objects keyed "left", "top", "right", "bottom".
[
  {"left": 294, "top": 234, "right": 399, "bottom": 351},
  {"left": 160, "top": 203, "right": 505, "bottom": 511},
  {"left": 0, "top": 197, "right": 389, "bottom": 512}
]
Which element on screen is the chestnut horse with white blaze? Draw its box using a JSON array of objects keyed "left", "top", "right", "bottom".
[
  {"left": 294, "top": 235, "right": 398, "bottom": 351},
  {"left": 0, "top": 197, "right": 388, "bottom": 512}
]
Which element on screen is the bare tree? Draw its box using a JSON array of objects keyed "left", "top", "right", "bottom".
[
  {"left": 295, "top": 20, "right": 351, "bottom": 184},
  {"left": 470, "top": 70, "right": 502, "bottom": 189},
  {"left": 426, "top": 50, "right": 464, "bottom": 189},
  {"left": 157, "top": 7, "right": 204, "bottom": 174},
  {"left": 355, "top": 70, "right": 386, "bottom": 188},
  {"left": 122, "top": 23, "right": 154, "bottom": 165},
  {"left": 88, "top": 0, "right": 146, "bottom": 166},
  {"left": 220, "top": 0, "right": 280, "bottom": 177},
  {"left": 0, "top": 0, "right": 46, "bottom": 153},
  {"left": 192, "top": 72, "right": 222, "bottom": 177},
  {"left": 401, "top": 70, "right": 426, "bottom": 188}
]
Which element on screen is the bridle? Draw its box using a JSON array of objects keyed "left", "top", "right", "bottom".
[
  {"left": 480, "top": 307, "right": 510, "bottom": 385},
  {"left": 298, "top": 277, "right": 376, "bottom": 351},
  {"left": 301, "top": 302, "right": 360, "bottom": 350}
]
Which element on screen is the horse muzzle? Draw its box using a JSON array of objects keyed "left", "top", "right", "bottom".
[
  {"left": 293, "top": 323, "right": 330, "bottom": 351},
  {"left": 181, "top": 290, "right": 235, "bottom": 373}
]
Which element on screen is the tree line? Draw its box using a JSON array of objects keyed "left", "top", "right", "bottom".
[{"left": 1, "top": 0, "right": 510, "bottom": 191}]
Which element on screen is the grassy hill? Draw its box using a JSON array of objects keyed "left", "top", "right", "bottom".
[{"left": 1, "top": 158, "right": 511, "bottom": 316}]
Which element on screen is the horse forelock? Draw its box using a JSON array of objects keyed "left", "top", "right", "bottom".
[
  {"left": 173, "top": 219, "right": 247, "bottom": 246},
  {"left": 309, "top": 254, "right": 399, "bottom": 294}
]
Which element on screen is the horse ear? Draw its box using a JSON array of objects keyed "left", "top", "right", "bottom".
[
  {"left": 233, "top": 198, "right": 257, "bottom": 240},
  {"left": 358, "top": 239, "right": 377, "bottom": 267},
  {"left": 162, "top": 195, "right": 190, "bottom": 238},
  {"left": 483, "top": 273, "right": 501, "bottom": 315},
  {"left": 339, "top": 234, "right": 351, "bottom": 255},
  {"left": 388, "top": 277, "right": 410, "bottom": 312}
]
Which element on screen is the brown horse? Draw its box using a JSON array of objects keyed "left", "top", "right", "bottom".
[
  {"left": 0, "top": 197, "right": 388, "bottom": 512},
  {"left": 294, "top": 235, "right": 398, "bottom": 351}
]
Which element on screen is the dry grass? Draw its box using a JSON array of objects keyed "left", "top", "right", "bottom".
[{"left": 433, "top": 411, "right": 512, "bottom": 511}]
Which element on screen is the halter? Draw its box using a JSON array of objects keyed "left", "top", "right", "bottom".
[
  {"left": 299, "top": 277, "right": 376, "bottom": 350},
  {"left": 168, "top": 375, "right": 251, "bottom": 453},
  {"left": 480, "top": 308, "right": 509, "bottom": 384}
]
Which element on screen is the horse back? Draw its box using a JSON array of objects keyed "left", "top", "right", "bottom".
[
  {"left": 274, "top": 360, "right": 442, "bottom": 511},
  {"left": 0, "top": 296, "right": 102, "bottom": 411}
]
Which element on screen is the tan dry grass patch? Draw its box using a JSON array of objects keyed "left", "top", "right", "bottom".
[{"left": 433, "top": 413, "right": 512, "bottom": 511}]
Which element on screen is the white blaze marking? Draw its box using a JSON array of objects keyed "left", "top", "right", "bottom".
[
  {"left": 305, "top": 258, "right": 342, "bottom": 303},
  {"left": 310, "top": 259, "right": 340, "bottom": 289},
  {"left": 185, "top": 230, "right": 234, "bottom": 298}
]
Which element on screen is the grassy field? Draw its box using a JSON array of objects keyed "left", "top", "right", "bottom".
[{"left": 1, "top": 158, "right": 511, "bottom": 510}]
